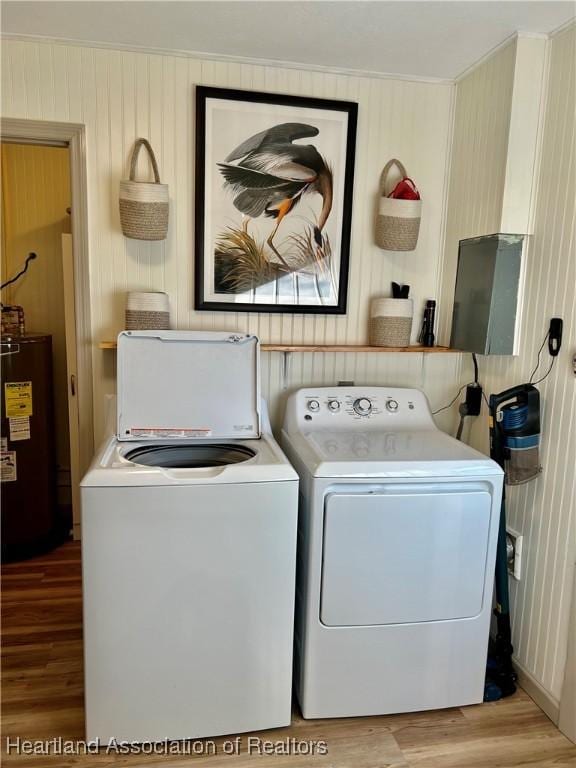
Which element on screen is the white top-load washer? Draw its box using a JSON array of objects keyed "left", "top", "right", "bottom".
[
  {"left": 281, "top": 386, "right": 503, "bottom": 719},
  {"left": 81, "top": 331, "right": 298, "bottom": 743}
]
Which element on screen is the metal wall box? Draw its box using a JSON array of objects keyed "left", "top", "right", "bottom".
[{"left": 450, "top": 234, "right": 525, "bottom": 355}]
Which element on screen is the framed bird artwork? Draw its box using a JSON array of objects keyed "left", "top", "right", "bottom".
[{"left": 195, "top": 86, "right": 358, "bottom": 313}]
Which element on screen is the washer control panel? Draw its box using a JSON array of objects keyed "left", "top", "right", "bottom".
[
  {"left": 293, "top": 387, "right": 434, "bottom": 431},
  {"left": 353, "top": 397, "right": 372, "bottom": 416},
  {"left": 308, "top": 393, "right": 402, "bottom": 419}
]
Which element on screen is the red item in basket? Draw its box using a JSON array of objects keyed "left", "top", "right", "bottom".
[{"left": 388, "top": 178, "right": 420, "bottom": 200}]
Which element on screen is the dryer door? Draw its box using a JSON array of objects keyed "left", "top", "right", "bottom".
[{"left": 320, "top": 485, "right": 492, "bottom": 627}]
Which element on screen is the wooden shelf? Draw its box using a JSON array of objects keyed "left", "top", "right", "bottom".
[
  {"left": 97, "top": 341, "right": 458, "bottom": 353},
  {"left": 261, "top": 344, "right": 457, "bottom": 353}
]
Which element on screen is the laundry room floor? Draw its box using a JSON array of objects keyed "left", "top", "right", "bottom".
[{"left": 2, "top": 542, "right": 575, "bottom": 768}]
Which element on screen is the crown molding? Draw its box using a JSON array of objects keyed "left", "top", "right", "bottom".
[
  {"left": 549, "top": 17, "right": 576, "bottom": 37},
  {"left": 5, "top": 22, "right": 570, "bottom": 88},
  {"left": 455, "top": 32, "right": 521, "bottom": 82},
  {"left": 453, "top": 24, "right": 575, "bottom": 83},
  {"left": 0, "top": 33, "right": 455, "bottom": 86}
]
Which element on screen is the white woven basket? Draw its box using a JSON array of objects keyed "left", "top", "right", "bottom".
[
  {"left": 375, "top": 159, "right": 421, "bottom": 252},
  {"left": 125, "top": 291, "right": 170, "bottom": 330},
  {"left": 369, "top": 298, "right": 413, "bottom": 347},
  {"left": 119, "top": 139, "right": 169, "bottom": 241}
]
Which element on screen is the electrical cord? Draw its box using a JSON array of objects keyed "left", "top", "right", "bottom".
[
  {"left": 532, "top": 356, "right": 556, "bottom": 385},
  {"left": 472, "top": 352, "right": 479, "bottom": 384},
  {"left": 436, "top": 329, "right": 555, "bottom": 418},
  {"left": 433, "top": 352, "right": 481, "bottom": 416},
  {"left": 432, "top": 383, "right": 469, "bottom": 415},
  {"left": 529, "top": 331, "right": 550, "bottom": 383},
  {"left": 0, "top": 252, "right": 38, "bottom": 292},
  {"left": 456, "top": 410, "right": 466, "bottom": 440}
]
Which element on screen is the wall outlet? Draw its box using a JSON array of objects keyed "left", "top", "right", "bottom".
[{"left": 506, "top": 528, "right": 523, "bottom": 581}]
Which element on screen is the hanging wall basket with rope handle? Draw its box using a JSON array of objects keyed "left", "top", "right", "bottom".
[
  {"left": 119, "top": 139, "right": 169, "bottom": 241},
  {"left": 375, "top": 159, "right": 421, "bottom": 252}
]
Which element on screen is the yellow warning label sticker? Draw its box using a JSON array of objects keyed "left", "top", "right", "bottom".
[{"left": 5, "top": 381, "right": 33, "bottom": 418}]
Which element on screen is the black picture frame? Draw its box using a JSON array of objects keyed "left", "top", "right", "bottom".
[{"left": 195, "top": 86, "right": 357, "bottom": 314}]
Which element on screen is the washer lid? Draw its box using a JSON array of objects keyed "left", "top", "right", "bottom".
[{"left": 117, "top": 331, "right": 260, "bottom": 441}]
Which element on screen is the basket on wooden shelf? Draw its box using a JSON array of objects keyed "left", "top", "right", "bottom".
[
  {"left": 125, "top": 291, "right": 170, "bottom": 330},
  {"left": 369, "top": 297, "right": 413, "bottom": 347}
]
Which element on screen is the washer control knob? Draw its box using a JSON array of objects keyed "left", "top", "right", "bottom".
[
  {"left": 353, "top": 397, "right": 372, "bottom": 416},
  {"left": 386, "top": 399, "right": 399, "bottom": 412},
  {"left": 328, "top": 399, "right": 341, "bottom": 412},
  {"left": 307, "top": 399, "right": 320, "bottom": 413}
]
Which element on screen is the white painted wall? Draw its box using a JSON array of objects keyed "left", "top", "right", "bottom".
[
  {"left": 441, "top": 25, "right": 576, "bottom": 705},
  {"left": 437, "top": 38, "right": 517, "bottom": 344},
  {"left": 1, "top": 39, "right": 460, "bottom": 441}
]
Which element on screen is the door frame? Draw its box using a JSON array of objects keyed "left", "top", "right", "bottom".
[{"left": 1, "top": 118, "right": 94, "bottom": 537}]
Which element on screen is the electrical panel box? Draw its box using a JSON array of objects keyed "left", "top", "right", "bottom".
[{"left": 450, "top": 234, "right": 524, "bottom": 355}]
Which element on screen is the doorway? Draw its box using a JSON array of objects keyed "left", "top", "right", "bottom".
[
  {"left": 1, "top": 119, "right": 93, "bottom": 547},
  {"left": 1, "top": 141, "right": 76, "bottom": 552}
]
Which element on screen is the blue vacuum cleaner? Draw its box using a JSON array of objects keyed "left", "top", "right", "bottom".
[{"left": 484, "top": 384, "right": 541, "bottom": 701}]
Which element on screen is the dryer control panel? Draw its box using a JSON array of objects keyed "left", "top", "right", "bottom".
[{"left": 284, "top": 387, "right": 436, "bottom": 433}]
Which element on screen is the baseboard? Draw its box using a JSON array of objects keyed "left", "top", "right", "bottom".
[
  {"left": 558, "top": 563, "right": 576, "bottom": 743},
  {"left": 514, "top": 657, "right": 560, "bottom": 724}
]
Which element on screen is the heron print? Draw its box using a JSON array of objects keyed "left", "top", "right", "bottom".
[{"left": 196, "top": 89, "right": 357, "bottom": 313}]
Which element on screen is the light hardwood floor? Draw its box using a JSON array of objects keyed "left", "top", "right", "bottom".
[{"left": 2, "top": 542, "right": 575, "bottom": 767}]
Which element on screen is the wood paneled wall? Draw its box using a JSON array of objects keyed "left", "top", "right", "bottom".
[
  {"left": 441, "top": 25, "right": 576, "bottom": 705},
  {"left": 1, "top": 39, "right": 459, "bottom": 440},
  {"left": 437, "top": 38, "right": 517, "bottom": 343},
  {"left": 2, "top": 22, "right": 574, "bottom": 718}
]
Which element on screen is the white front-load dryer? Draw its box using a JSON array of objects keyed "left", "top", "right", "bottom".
[
  {"left": 81, "top": 331, "right": 298, "bottom": 743},
  {"left": 281, "top": 386, "right": 503, "bottom": 719}
]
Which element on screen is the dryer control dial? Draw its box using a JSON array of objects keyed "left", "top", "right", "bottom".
[
  {"left": 307, "top": 399, "right": 320, "bottom": 413},
  {"left": 328, "top": 399, "right": 341, "bottom": 412},
  {"left": 386, "top": 399, "right": 399, "bottom": 412},
  {"left": 353, "top": 397, "right": 373, "bottom": 416}
]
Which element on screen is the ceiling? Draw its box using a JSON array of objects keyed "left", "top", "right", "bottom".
[{"left": 2, "top": 1, "right": 574, "bottom": 80}]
